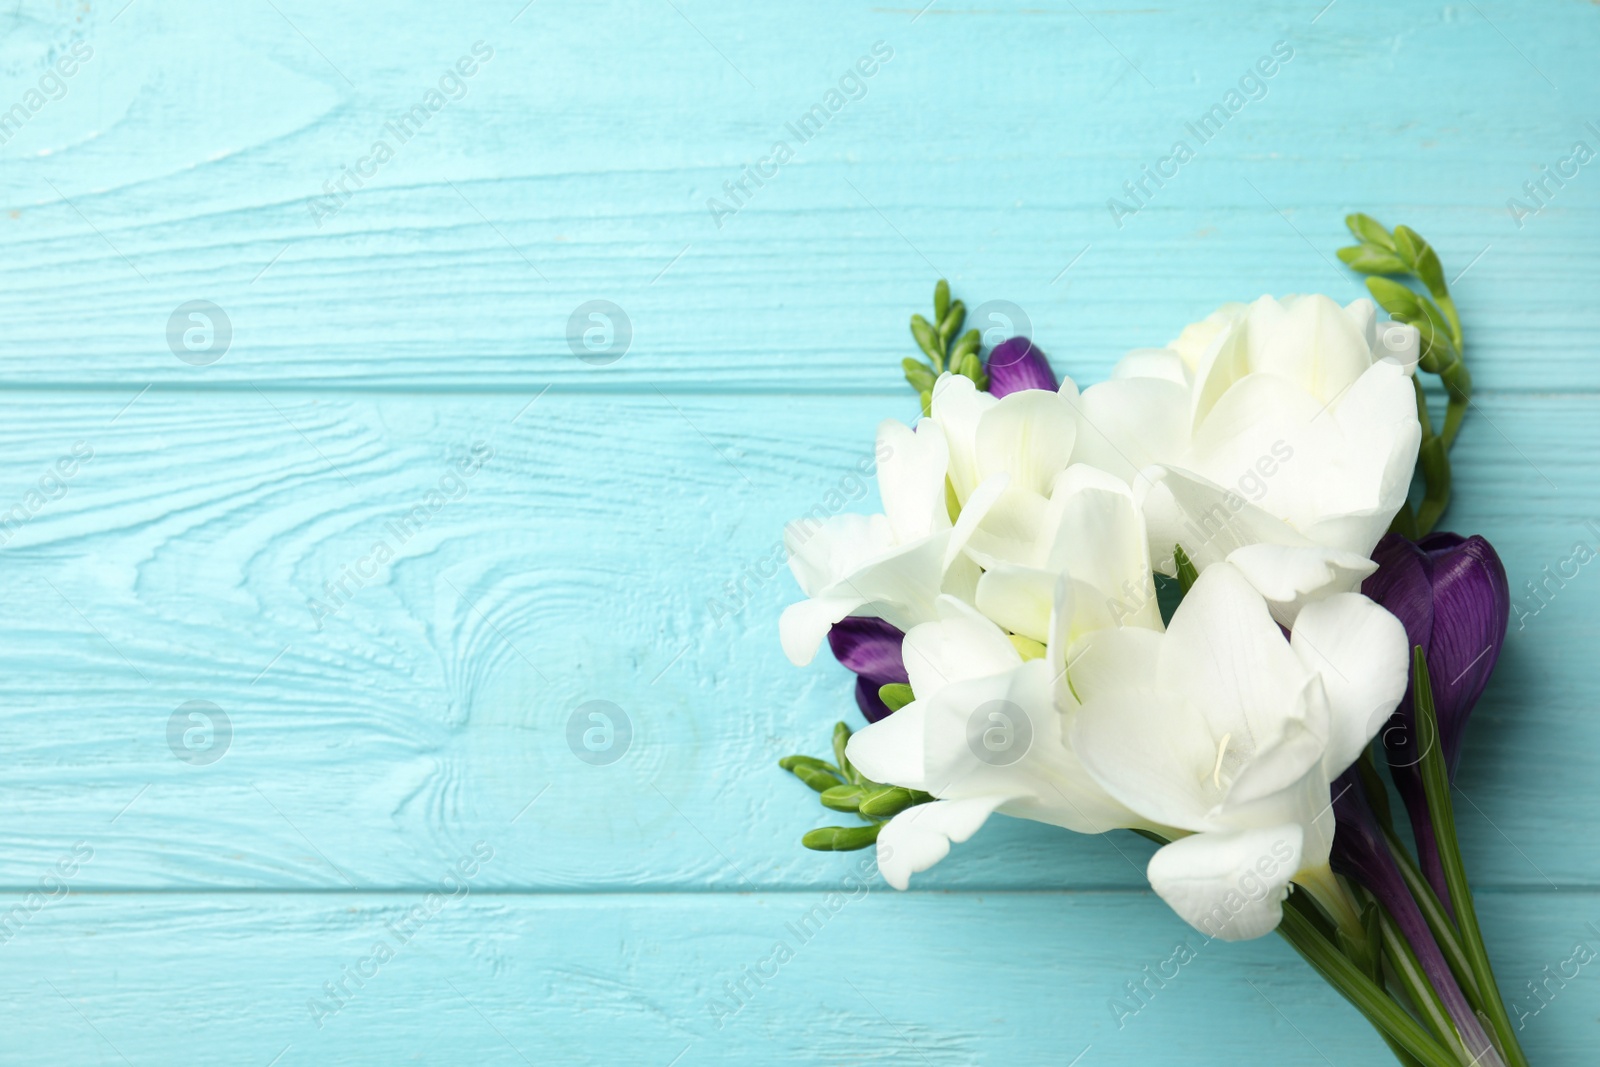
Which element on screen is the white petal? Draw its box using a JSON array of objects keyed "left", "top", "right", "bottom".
[
  {"left": 785, "top": 513, "right": 894, "bottom": 597},
  {"left": 1243, "top": 294, "right": 1373, "bottom": 404},
  {"left": 1072, "top": 376, "right": 1191, "bottom": 488},
  {"left": 1226, "top": 542, "right": 1378, "bottom": 628},
  {"left": 1290, "top": 593, "right": 1410, "bottom": 777},
  {"left": 1065, "top": 625, "right": 1165, "bottom": 706},
  {"left": 1146, "top": 825, "right": 1304, "bottom": 941},
  {"left": 975, "top": 563, "right": 1056, "bottom": 644},
  {"left": 875, "top": 796, "right": 1004, "bottom": 890},
  {"left": 877, "top": 418, "right": 950, "bottom": 543},
  {"left": 963, "top": 485, "right": 1052, "bottom": 570},
  {"left": 779, "top": 595, "right": 866, "bottom": 667},
  {"left": 845, "top": 700, "right": 929, "bottom": 790},
  {"left": 928, "top": 373, "right": 994, "bottom": 502},
  {"left": 1314, "top": 358, "right": 1423, "bottom": 557},
  {"left": 1110, "top": 347, "right": 1190, "bottom": 386},
  {"left": 1343, "top": 297, "right": 1378, "bottom": 352},
  {"left": 1044, "top": 464, "right": 1162, "bottom": 634},
  {"left": 918, "top": 660, "right": 1142, "bottom": 834},
  {"left": 1171, "top": 304, "right": 1247, "bottom": 377},
  {"left": 1158, "top": 563, "right": 1310, "bottom": 747},
  {"left": 900, "top": 596, "right": 1021, "bottom": 698},
  {"left": 945, "top": 472, "right": 1009, "bottom": 572},
  {"left": 1071, "top": 684, "right": 1217, "bottom": 832},
  {"left": 974, "top": 389, "right": 1079, "bottom": 496},
  {"left": 1139, "top": 466, "right": 1308, "bottom": 576}
]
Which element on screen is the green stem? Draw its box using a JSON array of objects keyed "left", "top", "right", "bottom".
[
  {"left": 1382, "top": 825, "right": 1484, "bottom": 1011},
  {"left": 1412, "top": 652, "right": 1532, "bottom": 1067},
  {"left": 1439, "top": 361, "right": 1472, "bottom": 451},
  {"left": 1277, "top": 901, "right": 1463, "bottom": 1067},
  {"left": 1376, "top": 906, "right": 1474, "bottom": 1065},
  {"left": 1415, "top": 434, "right": 1452, "bottom": 536}
]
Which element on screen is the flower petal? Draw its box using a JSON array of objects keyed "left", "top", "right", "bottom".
[
  {"left": 828, "top": 616, "right": 909, "bottom": 685},
  {"left": 1226, "top": 542, "right": 1378, "bottom": 628},
  {"left": 974, "top": 389, "right": 1079, "bottom": 497},
  {"left": 876, "top": 418, "right": 951, "bottom": 543},
  {"left": 1072, "top": 376, "right": 1191, "bottom": 488},
  {"left": 928, "top": 373, "right": 995, "bottom": 502},
  {"left": 974, "top": 563, "right": 1056, "bottom": 644},
  {"left": 875, "top": 796, "right": 1004, "bottom": 890},
  {"left": 1158, "top": 563, "right": 1309, "bottom": 747},
  {"left": 1242, "top": 294, "right": 1373, "bottom": 403},
  {"left": 1290, "top": 592, "right": 1410, "bottom": 776},
  {"left": 1146, "top": 825, "right": 1304, "bottom": 941},
  {"left": 1139, "top": 466, "right": 1309, "bottom": 576},
  {"left": 845, "top": 699, "right": 929, "bottom": 790},
  {"left": 985, "top": 336, "right": 1058, "bottom": 397},
  {"left": 785, "top": 512, "right": 895, "bottom": 598},
  {"left": 899, "top": 595, "right": 1022, "bottom": 698},
  {"left": 1421, "top": 533, "right": 1510, "bottom": 774},
  {"left": 1071, "top": 684, "right": 1217, "bottom": 832},
  {"left": 780, "top": 594, "right": 868, "bottom": 667}
]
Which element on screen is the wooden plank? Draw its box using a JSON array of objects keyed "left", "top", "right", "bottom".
[
  {"left": 0, "top": 389, "right": 1587, "bottom": 890},
  {"left": 0, "top": 889, "right": 1587, "bottom": 1065},
  {"left": 0, "top": 1, "right": 1596, "bottom": 391}
]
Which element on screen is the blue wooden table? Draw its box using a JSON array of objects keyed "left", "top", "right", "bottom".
[{"left": 0, "top": 1, "right": 1595, "bottom": 1062}]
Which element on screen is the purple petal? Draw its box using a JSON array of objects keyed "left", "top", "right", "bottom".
[
  {"left": 827, "top": 617, "right": 909, "bottom": 685},
  {"left": 984, "top": 337, "right": 1057, "bottom": 398},
  {"left": 1419, "top": 533, "right": 1509, "bottom": 775},
  {"left": 1362, "top": 533, "right": 1434, "bottom": 654},
  {"left": 1363, "top": 533, "right": 1433, "bottom": 772},
  {"left": 828, "top": 617, "right": 909, "bottom": 722},
  {"left": 854, "top": 675, "right": 895, "bottom": 723}
]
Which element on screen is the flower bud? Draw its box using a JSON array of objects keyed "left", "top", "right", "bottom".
[
  {"left": 826, "top": 617, "right": 910, "bottom": 722},
  {"left": 1363, "top": 532, "right": 1509, "bottom": 779},
  {"left": 983, "top": 337, "right": 1057, "bottom": 397},
  {"left": 1361, "top": 531, "right": 1509, "bottom": 908}
]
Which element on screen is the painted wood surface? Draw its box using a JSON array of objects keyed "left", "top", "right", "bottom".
[{"left": 0, "top": 0, "right": 1596, "bottom": 1063}]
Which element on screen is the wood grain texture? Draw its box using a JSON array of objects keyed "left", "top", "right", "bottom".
[
  {"left": 0, "top": 890, "right": 1592, "bottom": 1066},
  {"left": 0, "top": 390, "right": 1589, "bottom": 896},
  {"left": 0, "top": 0, "right": 1595, "bottom": 1062}
]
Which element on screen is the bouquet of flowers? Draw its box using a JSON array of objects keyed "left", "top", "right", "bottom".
[{"left": 777, "top": 215, "right": 1526, "bottom": 1067}]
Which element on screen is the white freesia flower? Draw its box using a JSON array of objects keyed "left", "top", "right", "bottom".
[
  {"left": 1068, "top": 562, "right": 1409, "bottom": 940},
  {"left": 1080, "top": 294, "right": 1422, "bottom": 625},
  {"left": 926, "top": 373, "right": 1085, "bottom": 572},
  {"left": 781, "top": 371, "right": 1093, "bottom": 667},
  {"left": 843, "top": 471, "right": 1164, "bottom": 889},
  {"left": 845, "top": 596, "right": 1152, "bottom": 890},
  {"left": 779, "top": 417, "right": 1006, "bottom": 667}
]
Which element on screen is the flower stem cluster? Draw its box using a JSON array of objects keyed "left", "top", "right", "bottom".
[
  {"left": 904, "top": 280, "right": 984, "bottom": 412},
  {"left": 1339, "top": 215, "right": 1473, "bottom": 536},
  {"left": 779, "top": 721, "right": 933, "bottom": 851}
]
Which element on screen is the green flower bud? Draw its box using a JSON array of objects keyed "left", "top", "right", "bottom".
[
  {"left": 820, "top": 784, "right": 868, "bottom": 812},
  {"left": 878, "top": 683, "right": 914, "bottom": 712},
  {"left": 1337, "top": 244, "right": 1408, "bottom": 275},
  {"left": 1365, "top": 277, "right": 1425, "bottom": 321},
  {"left": 859, "top": 786, "right": 921, "bottom": 818},
  {"left": 1345, "top": 213, "right": 1396, "bottom": 251},
  {"left": 938, "top": 300, "right": 965, "bottom": 344},
  {"left": 832, "top": 722, "right": 854, "bottom": 782},
  {"left": 910, "top": 315, "right": 943, "bottom": 367},
  {"left": 802, "top": 823, "right": 882, "bottom": 851}
]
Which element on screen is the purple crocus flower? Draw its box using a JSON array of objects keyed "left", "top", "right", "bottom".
[
  {"left": 984, "top": 337, "right": 1057, "bottom": 398},
  {"left": 827, "top": 617, "right": 910, "bottom": 723},
  {"left": 1361, "top": 531, "right": 1510, "bottom": 908}
]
